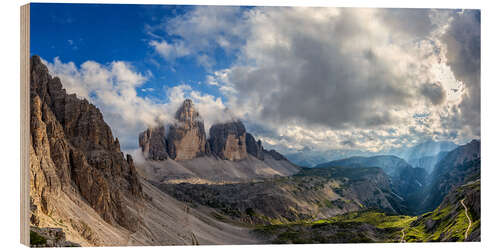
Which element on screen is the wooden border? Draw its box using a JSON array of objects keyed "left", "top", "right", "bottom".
[{"left": 20, "top": 3, "right": 30, "bottom": 246}]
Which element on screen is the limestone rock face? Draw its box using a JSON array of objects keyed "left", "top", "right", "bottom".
[
  {"left": 166, "top": 99, "right": 210, "bottom": 160},
  {"left": 29, "top": 55, "right": 143, "bottom": 232},
  {"left": 136, "top": 99, "right": 292, "bottom": 163},
  {"left": 209, "top": 120, "right": 248, "bottom": 161},
  {"left": 139, "top": 126, "right": 169, "bottom": 160},
  {"left": 245, "top": 133, "right": 265, "bottom": 160}
]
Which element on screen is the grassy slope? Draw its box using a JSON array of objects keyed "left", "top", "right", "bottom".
[
  {"left": 253, "top": 179, "right": 480, "bottom": 243},
  {"left": 253, "top": 210, "right": 415, "bottom": 243},
  {"left": 405, "top": 179, "right": 480, "bottom": 242}
]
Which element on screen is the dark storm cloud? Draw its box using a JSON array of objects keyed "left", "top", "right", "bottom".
[
  {"left": 341, "top": 140, "right": 356, "bottom": 147},
  {"left": 441, "top": 10, "right": 481, "bottom": 136},
  {"left": 226, "top": 8, "right": 426, "bottom": 130},
  {"left": 377, "top": 8, "right": 434, "bottom": 38},
  {"left": 443, "top": 10, "right": 481, "bottom": 88},
  {"left": 420, "top": 82, "right": 446, "bottom": 105}
]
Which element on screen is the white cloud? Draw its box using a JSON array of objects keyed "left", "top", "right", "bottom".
[
  {"left": 149, "top": 40, "right": 190, "bottom": 61},
  {"left": 45, "top": 7, "right": 480, "bottom": 155},
  {"left": 141, "top": 87, "right": 154, "bottom": 92},
  {"left": 164, "top": 6, "right": 247, "bottom": 51},
  {"left": 43, "top": 57, "right": 231, "bottom": 150},
  {"left": 181, "top": 7, "right": 479, "bottom": 153},
  {"left": 148, "top": 6, "right": 248, "bottom": 69},
  {"left": 205, "top": 75, "right": 219, "bottom": 86},
  {"left": 196, "top": 54, "right": 214, "bottom": 69}
]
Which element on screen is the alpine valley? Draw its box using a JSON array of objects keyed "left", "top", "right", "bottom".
[{"left": 28, "top": 56, "right": 480, "bottom": 246}]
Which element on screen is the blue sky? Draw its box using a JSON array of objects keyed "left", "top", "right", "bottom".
[
  {"left": 30, "top": 4, "right": 481, "bottom": 157},
  {"left": 31, "top": 3, "right": 228, "bottom": 101}
]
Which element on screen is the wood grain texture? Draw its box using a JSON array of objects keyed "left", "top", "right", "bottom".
[{"left": 20, "top": 3, "right": 30, "bottom": 246}]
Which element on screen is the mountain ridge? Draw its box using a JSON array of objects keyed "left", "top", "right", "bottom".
[
  {"left": 315, "top": 155, "right": 427, "bottom": 211},
  {"left": 139, "top": 100, "right": 289, "bottom": 164},
  {"left": 419, "top": 139, "right": 480, "bottom": 212},
  {"left": 285, "top": 140, "right": 458, "bottom": 168},
  {"left": 30, "top": 55, "right": 144, "bottom": 232},
  {"left": 136, "top": 99, "right": 299, "bottom": 183}
]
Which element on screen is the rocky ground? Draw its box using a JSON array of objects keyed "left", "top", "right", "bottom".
[
  {"left": 153, "top": 166, "right": 408, "bottom": 226},
  {"left": 30, "top": 226, "right": 80, "bottom": 247}
]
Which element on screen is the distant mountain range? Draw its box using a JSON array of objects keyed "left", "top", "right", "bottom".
[
  {"left": 285, "top": 148, "right": 375, "bottom": 168},
  {"left": 316, "top": 155, "right": 427, "bottom": 213},
  {"left": 285, "top": 140, "right": 458, "bottom": 168},
  {"left": 407, "top": 151, "right": 450, "bottom": 174},
  {"left": 252, "top": 140, "right": 481, "bottom": 242},
  {"left": 388, "top": 140, "right": 458, "bottom": 162}
]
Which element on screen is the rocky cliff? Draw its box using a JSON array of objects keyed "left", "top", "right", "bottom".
[
  {"left": 29, "top": 55, "right": 143, "bottom": 234},
  {"left": 209, "top": 120, "right": 248, "bottom": 161},
  {"left": 420, "top": 140, "right": 480, "bottom": 212},
  {"left": 138, "top": 99, "right": 291, "bottom": 164},
  {"left": 136, "top": 101, "right": 299, "bottom": 183},
  {"left": 139, "top": 126, "right": 169, "bottom": 160},
  {"left": 166, "top": 99, "right": 210, "bottom": 160},
  {"left": 316, "top": 155, "right": 427, "bottom": 209},
  {"left": 245, "top": 133, "right": 265, "bottom": 160}
]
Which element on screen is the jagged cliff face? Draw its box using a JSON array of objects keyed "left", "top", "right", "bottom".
[
  {"left": 166, "top": 99, "right": 210, "bottom": 160},
  {"left": 138, "top": 99, "right": 292, "bottom": 164},
  {"left": 245, "top": 133, "right": 264, "bottom": 160},
  {"left": 136, "top": 101, "right": 299, "bottom": 184},
  {"left": 421, "top": 140, "right": 481, "bottom": 212},
  {"left": 29, "top": 55, "right": 143, "bottom": 233},
  {"left": 209, "top": 120, "right": 248, "bottom": 161},
  {"left": 139, "top": 126, "right": 169, "bottom": 160}
]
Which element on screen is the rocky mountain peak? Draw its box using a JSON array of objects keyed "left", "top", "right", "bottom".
[
  {"left": 139, "top": 126, "right": 169, "bottom": 160},
  {"left": 245, "top": 133, "right": 265, "bottom": 160},
  {"left": 209, "top": 120, "right": 248, "bottom": 161},
  {"left": 166, "top": 99, "right": 210, "bottom": 160},
  {"left": 29, "top": 55, "right": 143, "bottom": 232},
  {"left": 138, "top": 99, "right": 291, "bottom": 163},
  {"left": 175, "top": 99, "right": 200, "bottom": 126}
]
